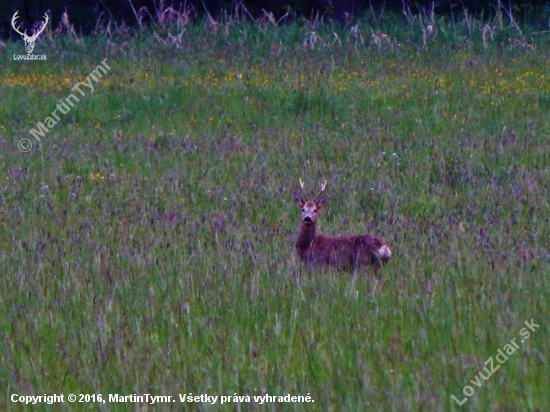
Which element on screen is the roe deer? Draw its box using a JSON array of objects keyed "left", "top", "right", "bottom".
[{"left": 292, "top": 179, "right": 391, "bottom": 270}]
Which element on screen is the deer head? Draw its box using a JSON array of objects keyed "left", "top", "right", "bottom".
[
  {"left": 292, "top": 179, "right": 329, "bottom": 227},
  {"left": 12, "top": 11, "right": 49, "bottom": 54}
]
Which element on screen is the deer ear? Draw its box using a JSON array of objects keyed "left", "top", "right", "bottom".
[
  {"left": 292, "top": 192, "right": 304, "bottom": 207},
  {"left": 316, "top": 195, "right": 329, "bottom": 208}
]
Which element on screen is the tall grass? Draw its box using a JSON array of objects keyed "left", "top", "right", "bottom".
[{"left": 0, "top": 8, "right": 549, "bottom": 411}]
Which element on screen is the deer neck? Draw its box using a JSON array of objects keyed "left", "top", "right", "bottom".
[{"left": 296, "top": 222, "right": 316, "bottom": 249}]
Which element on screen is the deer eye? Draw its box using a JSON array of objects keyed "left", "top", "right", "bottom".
[
  {"left": 314, "top": 209, "right": 318, "bottom": 213},
  {"left": 301, "top": 209, "right": 305, "bottom": 212}
]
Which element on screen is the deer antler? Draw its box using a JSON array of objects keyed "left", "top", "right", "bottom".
[
  {"left": 31, "top": 13, "right": 49, "bottom": 39},
  {"left": 11, "top": 11, "right": 27, "bottom": 38},
  {"left": 315, "top": 180, "right": 327, "bottom": 202},
  {"left": 12, "top": 11, "right": 48, "bottom": 40},
  {"left": 299, "top": 178, "right": 305, "bottom": 191}
]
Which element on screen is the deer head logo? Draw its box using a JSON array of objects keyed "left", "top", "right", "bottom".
[{"left": 12, "top": 11, "right": 49, "bottom": 54}]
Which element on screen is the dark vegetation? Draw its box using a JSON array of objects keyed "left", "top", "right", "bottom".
[{"left": 1, "top": 0, "right": 550, "bottom": 37}]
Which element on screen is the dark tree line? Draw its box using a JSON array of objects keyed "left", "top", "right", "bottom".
[{"left": 1, "top": 0, "right": 549, "bottom": 37}]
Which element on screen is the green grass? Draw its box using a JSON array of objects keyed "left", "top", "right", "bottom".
[{"left": 1, "top": 12, "right": 549, "bottom": 411}]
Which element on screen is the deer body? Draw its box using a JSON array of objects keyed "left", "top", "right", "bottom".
[{"left": 293, "top": 181, "right": 391, "bottom": 271}]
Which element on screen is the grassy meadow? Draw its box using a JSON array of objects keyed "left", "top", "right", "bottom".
[{"left": 1, "top": 9, "right": 549, "bottom": 411}]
